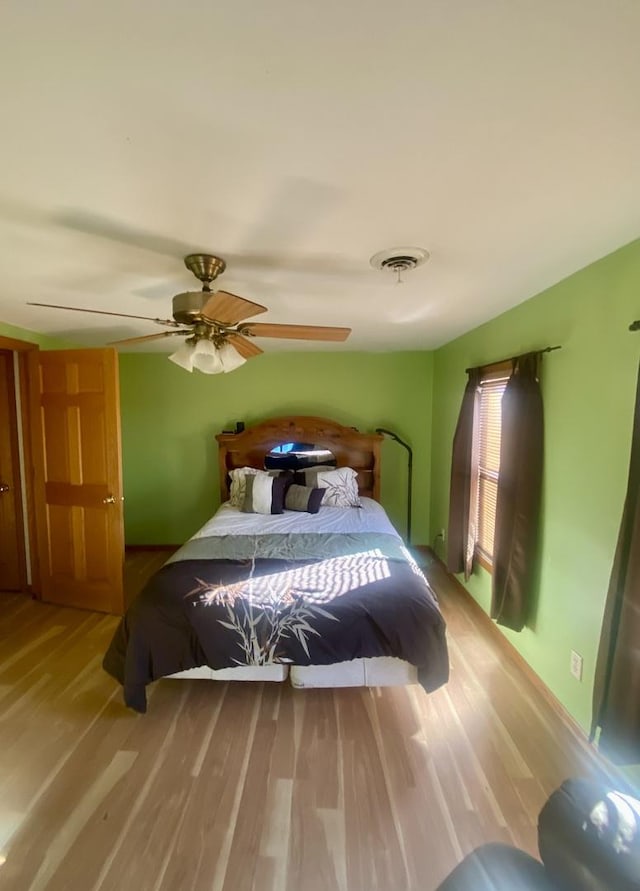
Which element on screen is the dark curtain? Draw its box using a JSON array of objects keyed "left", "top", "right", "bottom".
[
  {"left": 491, "top": 353, "right": 543, "bottom": 631},
  {"left": 447, "top": 369, "right": 480, "bottom": 579},
  {"left": 591, "top": 361, "right": 640, "bottom": 764}
]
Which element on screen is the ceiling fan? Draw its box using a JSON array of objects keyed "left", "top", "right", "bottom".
[{"left": 28, "top": 253, "right": 351, "bottom": 374}]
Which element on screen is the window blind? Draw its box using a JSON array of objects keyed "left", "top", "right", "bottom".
[{"left": 475, "top": 374, "right": 508, "bottom": 562}]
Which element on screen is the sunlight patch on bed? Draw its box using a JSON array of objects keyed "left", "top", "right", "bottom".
[{"left": 195, "top": 549, "right": 391, "bottom": 607}]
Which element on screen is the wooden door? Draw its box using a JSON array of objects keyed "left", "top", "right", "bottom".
[
  {"left": 0, "top": 351, "right": 27, "bottom": 591},
  {"left": 33, "top": 348, "right": 125, "bottom": 614}
]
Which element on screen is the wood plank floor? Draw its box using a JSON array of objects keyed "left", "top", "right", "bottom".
[{"left": 0, "top": 551, "right": 612, "bottom": 891}]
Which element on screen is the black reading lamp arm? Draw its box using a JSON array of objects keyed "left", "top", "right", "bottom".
[{"left": 375, "top": 428, "right": 410, "bottom": 450}]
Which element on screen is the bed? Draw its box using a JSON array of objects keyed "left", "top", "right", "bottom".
[{"left": 103, "top": 415, "right": 449, "bottom": 712}]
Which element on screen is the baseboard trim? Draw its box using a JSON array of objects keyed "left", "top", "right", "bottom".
[{"left": 425, "top": 547, "right": 631, "bottom": 790}]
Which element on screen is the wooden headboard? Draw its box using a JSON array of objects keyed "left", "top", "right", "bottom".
[{"left": 216, "top": 416, "right": 383, "bottom": 502}]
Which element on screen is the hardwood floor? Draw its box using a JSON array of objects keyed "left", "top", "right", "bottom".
[{"left": 0, "top": 551, "right": 612, "bottom": 891}]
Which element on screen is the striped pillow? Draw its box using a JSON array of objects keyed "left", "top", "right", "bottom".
[
  {"left": 284, "top": 484, "right": 325, "bottom": 514},
  {"left": 229, "top": 466, "right": 259, "bottom": 507},
  {"left": 229, "top": 467, "right": 293, "bottom": 508},
  {"left": 241, "top": 471, "right": 290, "bottom": 514}
]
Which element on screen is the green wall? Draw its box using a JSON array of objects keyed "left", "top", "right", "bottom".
[
  {"left": 430, "top": 238, "right": 640, "bottom": 734},
  {"left": 119, "top": 350, "right": 433, "bottom": 546}
]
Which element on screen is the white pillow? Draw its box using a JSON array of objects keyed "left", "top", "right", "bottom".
[
  {"left": 315, "top": 467, "right": 361, "bottom": 508},
  {"left": 228, "top": 466, "right": 259, "bottom": 507}
]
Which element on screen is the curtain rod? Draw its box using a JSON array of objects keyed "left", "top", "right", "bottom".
[{"left": 465, "top": 344, "right": 561, "bottom": 374}]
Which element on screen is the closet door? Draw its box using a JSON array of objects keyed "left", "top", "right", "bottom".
[{"left": 31, "top": 348, "right": 124, "bottom": 614}]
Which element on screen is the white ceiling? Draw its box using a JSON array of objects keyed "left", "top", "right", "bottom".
[{"left": 1, "top": 0, "right": 639, "bottom": 352}]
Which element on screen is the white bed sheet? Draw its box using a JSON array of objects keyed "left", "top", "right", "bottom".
[{"left": 191, "top": 496, "right": 402, "bottom": 540}]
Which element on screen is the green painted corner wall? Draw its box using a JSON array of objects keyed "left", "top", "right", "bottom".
[
  {"left": 119, "top": 350, "right": 433, "bottom": 547},
  {"left": 430, "top": 237, "right": 640, "bottom": 735}
]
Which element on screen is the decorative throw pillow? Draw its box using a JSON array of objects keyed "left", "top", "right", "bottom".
[
  {"left": 314, "top": 467, "right": 361, "bottom": 507},
  {"left": 229, "top": 466, "right": 259, "bottom": 507},
  {"left": 296, "top": 465, "right": 338, "bottom": 487},
  {"left": 241, "top": 471, "right": 289, "bottom": 515},
  {"left": 284, "top": 484, "right": 325, "bottom": 514}
]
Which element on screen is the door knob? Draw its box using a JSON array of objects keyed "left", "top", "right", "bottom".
[
  {"left": 0, "top": 483, "right": 9, "bottom": 493},
  {"left": 102, "top": 495, "right": 116, "bottom": 504}
]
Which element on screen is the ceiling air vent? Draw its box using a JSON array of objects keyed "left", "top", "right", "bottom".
[{"left": 370, "top": 247, "right": 430, "bottom": 282}]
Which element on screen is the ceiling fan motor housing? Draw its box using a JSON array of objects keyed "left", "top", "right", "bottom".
[
  {"left": 173, "top": 254, "right": 229, "bottom": 325},
  {"left": 172, "top": 291, "right": 211, "bottom": 325}
]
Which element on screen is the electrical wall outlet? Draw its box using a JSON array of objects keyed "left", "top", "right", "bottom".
[{"left": 570, "top": 650, "right": 583, "bottom": 681}]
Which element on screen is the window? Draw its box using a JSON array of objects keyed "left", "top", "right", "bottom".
[{"left": 473, "top": 364, "right": 510, "bottom": 569}]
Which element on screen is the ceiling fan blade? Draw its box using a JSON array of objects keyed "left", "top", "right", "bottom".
[
  {"left": 26, "top": 301, "right": 180, "bottom": 327},
  {"left": 227, "top": 333, "right": 264, "bottom": 358},
  {"left": 242, "top": 322, "right": 351, "bottom": 342},
  {"left": 108, "top": 331, "right": 192, "bottom": 346},
  {"left": 201, "top": 290, "right": 268, "bottom": 325}
]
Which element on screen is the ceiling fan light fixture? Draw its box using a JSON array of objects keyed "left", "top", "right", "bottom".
[
  {"left": 169, "top": 337, "right": 244, "bottom": 375},
  {"left": 192, "top": 338, "right": 224, "bottom": 374},
  {"left": 168, "top": 341, "right": 196, "bottom": 372},
  {"left": 218, "top": 342, "right": 246, "bottom": 373}
]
